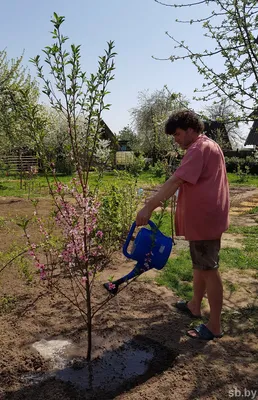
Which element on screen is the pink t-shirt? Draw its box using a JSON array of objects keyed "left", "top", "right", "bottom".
[{"left": 174, "top": 135, "right": 229, "bottom": 241}]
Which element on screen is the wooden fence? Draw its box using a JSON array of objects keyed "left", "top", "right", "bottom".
[{"left": 0, "top": 155, "right": 38, "bottom": 174}]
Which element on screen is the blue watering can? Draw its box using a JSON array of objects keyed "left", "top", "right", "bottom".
[
  {"left": 103, "top": 220, "right": 173, "bottom": 295},
  {"left": 123, "top": 220, "right": 173, "bottom": 270}
]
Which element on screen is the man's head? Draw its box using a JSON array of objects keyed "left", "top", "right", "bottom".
[{"left": 165, "top": 110, "right": 204, "bottom": 150}]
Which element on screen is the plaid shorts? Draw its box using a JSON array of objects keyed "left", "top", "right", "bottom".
[{"left": 189, "top": 239, "right": 221, "bottom": 270}]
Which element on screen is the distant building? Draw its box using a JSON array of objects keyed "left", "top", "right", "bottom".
[
  {"left": 244, "top": 115, "right": 258, "bottom": 147},
  {"left": 115, "top": 140, "right": 134, "bottom": 166},
  {"left": 203, "top": 119, "right": 232, "bottom": 150},
  {"left": 100, "top": 120, "right": 119, "bottom": 150},
  {"left": 117, "top": 139, "right": 131, "bottom": 151}
]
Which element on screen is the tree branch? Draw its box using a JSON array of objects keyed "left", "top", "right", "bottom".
[
  {"left": 154, "top": 0, "right": 215, "bottom": 7},
  {"left": 176, "top": 12, "right": 225, "bottom": 24}
]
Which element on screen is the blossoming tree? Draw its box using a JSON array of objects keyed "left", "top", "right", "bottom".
[{"left": 26, "top": 12, "right": 119, "bottom": 360}]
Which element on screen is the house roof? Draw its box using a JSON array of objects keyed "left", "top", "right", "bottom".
[
  {"left": 100, "top": 120, "right": 119, "bottom": 149},
  {"left": 245, "top": 120, "right": 258, "bottom": 146},
  {"left": 203, "top": 119, "right": 232, "bottom": 150}
]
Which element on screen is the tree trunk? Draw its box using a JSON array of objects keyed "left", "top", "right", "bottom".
[{"left": 86, "top": 278, "right": 92, "bottom": 361}]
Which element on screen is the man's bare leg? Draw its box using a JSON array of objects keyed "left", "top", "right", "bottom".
[
  {"left": 187, "top": 269, "right": 206, "bottom": 317},
  {"left": 188, "top": 269, "right": 223, "bottom": 337},
  {"left": 205, "top": 269, "right": 223, "bottom": 335}
]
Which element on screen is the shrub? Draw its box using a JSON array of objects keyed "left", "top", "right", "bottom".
[
  {"left": 149, "top": 160, "right": 166, "bottom": 177},
  {"left": 98, "top": 174, "right": 140, "bottom": 253},
  {"left": 127, "top": 155, "right": 145, "bottom": 176},
  {"left": 225, "top": 156, "right": 258, "bottom": 175}
]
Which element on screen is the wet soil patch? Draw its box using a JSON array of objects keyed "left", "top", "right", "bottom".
[{"left": 6, "top": 336, "right": 177, "bottom": 400}]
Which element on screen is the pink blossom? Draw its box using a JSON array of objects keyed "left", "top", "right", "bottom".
[
  {"left": 40, "top": 270, "right": 47, "bottom": 280},
  {"left": 56, "top": 182, "right": 63, "bottom": 193},
  {"left": 36, "top": 262, "right": 46, "bottom": 270},
  {"left": 96, "top": 230, "right": 103, "bottom": 239},
  {"left": 27, "top": 177, "right": 106, "bottom": 283},
  {"left": 109, "top": 283, "right": 116, "bottom": 290}
]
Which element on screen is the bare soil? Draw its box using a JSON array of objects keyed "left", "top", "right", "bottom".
[{"left": 0, "top": 186, "right": 258, "bottom": 400}]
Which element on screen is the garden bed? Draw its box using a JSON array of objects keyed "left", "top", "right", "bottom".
[{"left": 0, "top": 186, "right": 258, "bottom": 399}]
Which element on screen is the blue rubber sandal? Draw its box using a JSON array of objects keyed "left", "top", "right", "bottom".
[
  {"left": 187, "top": 324, "right": 224, "bottom": 340},
  {"left": 175, "top": 300, "right": 201, "bottom": 319}
]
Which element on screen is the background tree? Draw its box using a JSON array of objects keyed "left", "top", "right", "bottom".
[
  {"left": 0, "top": 50, "right": 39, "bottom": 156},
  {"left": 204, "top": 97, "right": 243, "bottom": 149},
  {"left": 154, "top": 0, "right": 258, "bottom": 121},
  {"left": 41, "top": 107, "right": 74, "bottom": 174},
  {"left": 118, "top": 125, "right": 141, "bottom": 153},
  {"left": 131, "top": 86, "right": 188, "bottom": 164}
]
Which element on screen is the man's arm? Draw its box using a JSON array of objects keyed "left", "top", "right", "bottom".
[{"left": 136, "top": 174, "right": 184, "bottom": 226}]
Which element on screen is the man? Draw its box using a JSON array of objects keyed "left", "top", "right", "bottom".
[{"left": 136, "top": 109, "right": 229, "bottom": 340}]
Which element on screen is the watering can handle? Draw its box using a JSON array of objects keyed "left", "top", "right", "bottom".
[{"left": 122, "top": 220, "right": 157, "bottom": 259}]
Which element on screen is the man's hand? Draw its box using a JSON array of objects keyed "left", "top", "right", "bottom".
[
  {"left": 136, "top": 205, "right": 152, "bottom": 226},
  {"left": 135, "top": 174, "right": 183, "bottom": 227}
]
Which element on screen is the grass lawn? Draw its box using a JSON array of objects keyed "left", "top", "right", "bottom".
[
  {"left": 154, "top": 209, "right": 258, "bottom": 300},
  {"left": 2, "top": 170, "right": 258, "bottom": 198},
  {"left": 0, "top": 171, "right": 164, "bottom": 198},
  {"left": 227, "top": 172, "right": 258, "bottom": 186}
]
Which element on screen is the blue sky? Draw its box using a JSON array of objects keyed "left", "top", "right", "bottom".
[{"left": 1, "top": 0, "right": 225, "bottom": 134}]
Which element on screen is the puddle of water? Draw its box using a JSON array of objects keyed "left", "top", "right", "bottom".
[
  {"left": 25, "top": 335, "right": 177, "bottom": 396},
  {"left": 56, "top": 342, "right": 154, "bottom": 391},
  {"left": 32, "top": 339, "right": 73, "bottom": 369}
]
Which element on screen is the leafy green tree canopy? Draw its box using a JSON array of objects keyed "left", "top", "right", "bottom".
[
  {"left": 131, "top": 86, "right": 188, "bottom": 162},
  {"left": 0, "top": 50, "right": 39, "bottom": 154}
]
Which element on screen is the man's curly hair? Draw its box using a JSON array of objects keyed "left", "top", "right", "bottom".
[{"left": 165, "top": 110, "right": 204, "bottom": 135}]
